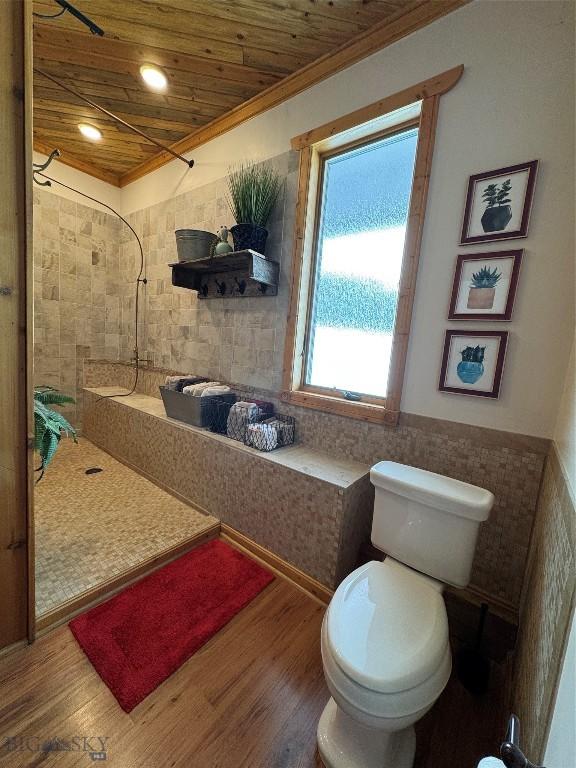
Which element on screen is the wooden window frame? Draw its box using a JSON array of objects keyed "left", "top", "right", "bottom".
[{"left": 281, "top": 66, "right": 463, "bottom": 426}]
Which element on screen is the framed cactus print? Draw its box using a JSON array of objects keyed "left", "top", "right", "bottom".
[
  {"left": 460, "top": 160, "right": 538, "bottom": 244},
  {"left": 448, "top": 250, "right": 523, "bottom": 320},
  {"left": 439, "top": 330, "right": 508, "bottom": 398}
]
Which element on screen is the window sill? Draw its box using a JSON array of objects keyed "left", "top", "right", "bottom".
[{"left": 280, "top": 389, "right": 399, "bottom": 426}]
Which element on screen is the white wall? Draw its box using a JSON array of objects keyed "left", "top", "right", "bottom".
[
  {"left": 33, "top": 150, "right": 121, "bottom": 213},
  {"left": 117, "top": 0, "right": 574, "bottom": 439}
]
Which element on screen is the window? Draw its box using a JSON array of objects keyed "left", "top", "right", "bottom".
[
  {"left": 283, "top": 68, "right": 463, "bottom": 424},
  {"left": 305, "top": 126, "right": 418, "bottom": 399}
]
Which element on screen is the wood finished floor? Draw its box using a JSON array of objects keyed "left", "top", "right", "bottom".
[{"left": 0, "top": 576, "right": 510, "bottom": 768}]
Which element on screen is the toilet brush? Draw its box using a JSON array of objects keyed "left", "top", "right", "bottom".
[{"left": 456, "top": 602, "right": 491, "bottom": 695}]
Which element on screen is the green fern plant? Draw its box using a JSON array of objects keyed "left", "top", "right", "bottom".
[
  {"left": 34, "top": 386, "right": 77, "bottom": 481},
  {"left": 470, "top": 266, "right": 502, "bottom": 289},
  {"left": 226, "top": 162, "right": 282, "bottom": 227}
]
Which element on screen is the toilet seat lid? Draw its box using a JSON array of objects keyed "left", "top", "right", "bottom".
[{"left": 326, "top": 559, "right": 449, "bottom": 694}]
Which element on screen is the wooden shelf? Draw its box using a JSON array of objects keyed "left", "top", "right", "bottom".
[{"left": 169, "top": 249, "right": 279, "bottom": 299}]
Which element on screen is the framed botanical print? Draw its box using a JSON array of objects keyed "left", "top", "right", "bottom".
[
  {"left": 439, "top": 330, "right": 508, "bottom": 398},
  {"left": 460, "top": 160, "right": 538, "bottom": 244},
  {"left": 448, "top": 250, "right": 523, "bottom": 320}
]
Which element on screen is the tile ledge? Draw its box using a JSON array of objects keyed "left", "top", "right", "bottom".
[{"left": 84, "top": 387, "right": 370, "bottom": 488}]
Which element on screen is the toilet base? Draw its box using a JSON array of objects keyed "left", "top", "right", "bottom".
[{"left": 317, "top": 697, "right": 416, "bottom": 768}]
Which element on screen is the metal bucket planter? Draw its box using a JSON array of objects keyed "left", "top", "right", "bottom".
[{"left": 175, "top": 230, "right": 218, "bottom": 262}]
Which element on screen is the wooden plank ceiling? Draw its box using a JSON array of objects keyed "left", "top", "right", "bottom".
[{"left": 32, "top": 0, "right": 454, "bottom": 186}]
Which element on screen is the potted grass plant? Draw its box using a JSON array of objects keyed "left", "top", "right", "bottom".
[
  {"left": 226, "top": 162, "right": 282, "bottom": 254},
  {"left": 34, "top": 386, "right": 77, "bottom": 481}
]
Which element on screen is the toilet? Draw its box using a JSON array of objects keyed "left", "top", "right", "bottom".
[{"left": 317, "top": 461, "right": 494, "bottom": 768}]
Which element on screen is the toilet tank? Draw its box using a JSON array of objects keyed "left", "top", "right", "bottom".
[{"left": 370, "top": 461, "right": 494, "bottom": 588}]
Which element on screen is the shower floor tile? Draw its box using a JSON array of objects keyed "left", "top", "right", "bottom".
[{"left": 34, "top": 437, "right": 218, "bottom": 618}]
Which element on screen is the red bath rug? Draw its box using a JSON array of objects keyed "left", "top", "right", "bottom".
[{"left": 69, "top": 539, "right": 274, "bottom": 712}]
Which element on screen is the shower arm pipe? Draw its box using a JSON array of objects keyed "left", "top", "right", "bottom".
[{"left": 34, "top": 68, "right": 195, "bottom": 169}]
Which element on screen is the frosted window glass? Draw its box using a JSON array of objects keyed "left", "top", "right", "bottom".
[{"left": 305, "top": 127, "right": 418, "bottom": 398}]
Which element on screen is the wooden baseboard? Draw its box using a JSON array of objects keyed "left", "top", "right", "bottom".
[
  {"left": 0, "top": 639, "right": 29, "bottom": 659},
  {"left": 221, "top": 524, "right": 333, "bottom": 606},
  {"left": 448, "top": 584, "right": 518, "bottom": 626},
  {"left": 36, "top": 524, "right": 220, "bottom": 633}
]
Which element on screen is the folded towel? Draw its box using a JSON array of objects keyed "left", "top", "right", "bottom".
[
  {"left": 182, "top": 381, "right": 221, "bottom": 396},
  {"left": 247, "top": 423, "right": 278, "bottom": 451},
  {"left": 264, "top": 418, "right": 294, "bottom": 446},
  {"left": 226, "top": 401, "right": 259, "bottom": 440},
  {"left": 164, "top": 375, "right": 208, "bottom": 392},
  {"left": 200, "top": 385, "right": 232, "bottom": 397},
  {"left": 165, "top": 375, "right": 191, "bottom": 391},
  {"left": 176, "top": 377, "right": 209, "bottom": 392}
]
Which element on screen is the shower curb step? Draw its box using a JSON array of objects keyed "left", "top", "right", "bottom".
[{"left": 36, "top": 523, "right": 220, "bottom": 634}]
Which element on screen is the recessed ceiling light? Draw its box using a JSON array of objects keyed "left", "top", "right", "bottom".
[
  {"left": 78, "top": 123, "right": 102, "bottom": 141},
  {"left": 140, "top": 64, "right": 168, "bottom": 92}
]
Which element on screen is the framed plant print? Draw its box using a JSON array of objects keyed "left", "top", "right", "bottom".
[
  {"left": 439, "top": 330, "right": 508, "bottom": 398},
  {"left": 448, "top": 250, "right": 523, "bottom": 320},
  {"left": 460, "top": 160, "right": 538, "bottom": 244}
]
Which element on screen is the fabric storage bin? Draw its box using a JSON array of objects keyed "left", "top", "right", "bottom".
[
  {"left": 246, "top": 415, "right": 296, "bottom": 452},
  {"left": 226, "top": 401, "right": 264, "bottom": 442},
  {"left": 159, "top": 386, "right": 236, "bottom": 428}
]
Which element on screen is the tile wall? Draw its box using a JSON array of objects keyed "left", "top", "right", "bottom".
[
  {"left": 512, "top": 447, "right": 576, "bottom": 761},
  {"left": 33, "top": 187, "right": 121, "bottom": 428},
  {"left": 117, "top": 151, "right": 298, "bottom": 391}
]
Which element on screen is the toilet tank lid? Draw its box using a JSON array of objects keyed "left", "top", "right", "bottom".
[{"left": 370, "top": 461, "right": 494, "bottom": 521}]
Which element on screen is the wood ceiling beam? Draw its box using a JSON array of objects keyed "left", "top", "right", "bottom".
[
  {"left": 33, "top": 58, "right": 249, "bottom": 109},
  {"left": 34, "top": 127, "right": 153, "bottom": 154},
  {"left": 138, "top": 0, "right": 372, "bottom": 40},
  {"left": 240, "top": 46, "right": 312, "bottom": 75},
  {"left": 33, "top": 101, "right": 194, "bottom": 135},
  {"left": 33, "top": 84, "right": 217, "bottom": 125},
  {"left": 34, "top": 119, "right": 181, "bottom": 147},
  {"left": 32, "top": 27, "right": 282, "bottom": 90},
  {"left": 33, "top": 80, "right": 224, "bottom": 121},
  {"left": 32, "top": 3, "right": 245, "bottom": 65},
  {"left": 39, "top": 0, "right": 337, "bottom": 60},
  {"left": 264, "top": 0, "right": 413, "bottom": 26},
  {"left": 33, "top": 139, "right": 122, "bottom": 186},
  {"left": 120, "top": 0, "right": 470, "bottom": 186}
]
